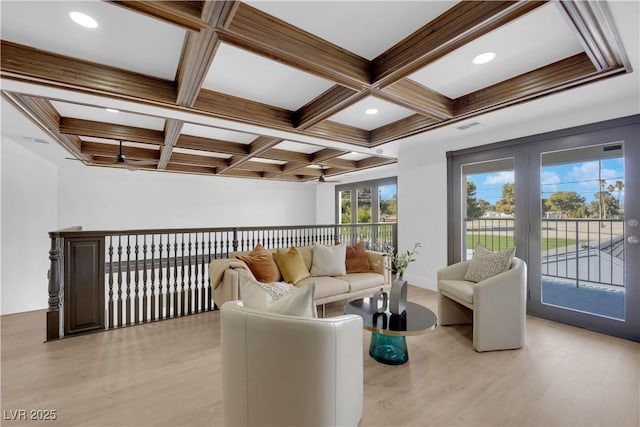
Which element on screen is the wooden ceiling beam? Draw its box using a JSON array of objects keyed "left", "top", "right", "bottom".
[
  {"left": 2, "top": 93, "right": 87, "bottom": 160},
  {"left": 306, "top": 121, "right": 370, "bottom": 146},
  {"left": 369, "top": 114, "right": 439, "bottom": 146},
  {"left": 311, "top": 148, "right": 348, "bottom": 163},
  {"left": 294, "top": 86, "right": 366, "bottom": 130},
  {"left": 158, "top": 118, "right": 184, "bottom": 170},
  {"left": 168, "top": 152, "right": 228, "bottom": 169},
  {"left": 176, "top": 134, "right": 248, "bottom": 155},
  {"left": 107, "top": 1, "right": 206, "bottom": 32},
  {"left": 454, "top": 53, "right": 597, "bottom": 116},
  {"left": 81, "top": 141, "right": 159, "bottom": 160},
  {"left": 258, "top": 148, "right": 311, "bottom": 163},
  {"left": 371, "top": 1, "right": 545, "bottom": 88},
  {"left": 222, "top": 3, "right": 370, "bottom": 90},
  {"left": 558, "top": 0, "right": 631, "bottom": 72},
  {"left": 1, "top": 40, "right": 176, "bottom": 104},
  {"left": 321, "top": 158, "right": 357, "bottom": 170},
  {"left": 166, "top": 163, "right": 216, "bottom": 175},
  {"left": 374, "top": 80, "right": 454, "bottom": 120},
  {"left": 262, "top": 161, "right": 308, "bottom": 179},
  {"left": 175, "top": 1, "right": 240, "bottom": 106},
  {"left": 92, "top": 155, "right": 157, "bottom": 170},
  {"left": 223, "top": 169, "right": 265, "bottom": 179},
  {"left": 356, "top": 156, "right": 396, "bottom": 169},
  {"left": 234, "top": 161, "right": 283, "bottom": 173},
  {"left": 216, "top": 136, "right": 283, "bottom": 175},
  {"left": 60, "top": 117, "right": 165, "bottom": 146}
]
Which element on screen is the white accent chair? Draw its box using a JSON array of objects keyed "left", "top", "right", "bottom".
[
  {"left": 437, "top": 257, "right": 527, "bottom": 352},
  {"left": 220, "top": 300, "right": 364, "bottom": 427}
]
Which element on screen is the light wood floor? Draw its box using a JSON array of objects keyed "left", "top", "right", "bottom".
[{"left": 2, "top": 287, "right": 639, "bottom": 427}]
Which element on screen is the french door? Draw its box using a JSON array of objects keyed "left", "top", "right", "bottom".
[{"left": 449, "top": 117, "right": 640, "bottom": 341}]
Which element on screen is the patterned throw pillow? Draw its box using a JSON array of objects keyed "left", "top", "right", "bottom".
[
  {"left": 239, "top": 273, "right": 317, "bottom": 318},
  {"left": 463, "top": 244, "right": 516, "bottom": 283},
  {"left": 236, "top": 244, "right": 281, "bottom": 283},
  {"left": 345, "top": 241, "right": 372, "bottom": 273}
]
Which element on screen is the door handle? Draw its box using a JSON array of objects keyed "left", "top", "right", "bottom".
[{"left": 628, "top": 235, "right": 640, "bottom": 244}]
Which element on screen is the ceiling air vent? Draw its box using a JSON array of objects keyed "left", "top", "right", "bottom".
[{"left": 456, "top": 121, "right": 481, "bottom": 131}]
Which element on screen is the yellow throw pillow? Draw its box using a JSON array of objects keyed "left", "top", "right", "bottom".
[{"left": 273, "top": 247, "right": 311, "bottom": 284}]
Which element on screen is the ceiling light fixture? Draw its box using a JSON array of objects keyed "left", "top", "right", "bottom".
[
  {"left": 105, "top": 108, "right": 119, "bottom": 113},
  {"left": 70, "top": 11, "right": 98, "bottom": 29},
  {"left": 365, "top": 108, "right": 379, "bottom": 115},
  {"left": 472, "top": 52, "right": 496, "bottom": 65}
]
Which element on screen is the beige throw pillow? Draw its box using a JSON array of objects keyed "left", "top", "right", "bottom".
[
  {"left": 273, "top": 247, "right": 311, "bottom": 284},
  {"left": 239, "top": 273, "right": 317, "bottom": 318},
  {"left": 310, "top": 243, "right": 346, "bottom": 277},
  {"left": 464, "top": 244, "right": 516, "bottom": 283}
]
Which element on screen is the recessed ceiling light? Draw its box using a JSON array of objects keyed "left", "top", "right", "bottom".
[
  {"left": 105, "top": 108, "right": 119, "bottom": 113},
  {"left": 365, "top": 108, "right": 379, "bottom": 115},
  {"left": 472, "top": 52, "right": 496, "bottom": 65},
  {"left": 70, "top": 11, "right": 98, "bottom": 29},
  {"left": 350, "top": 151, "right": 359, "bottom": 155}
]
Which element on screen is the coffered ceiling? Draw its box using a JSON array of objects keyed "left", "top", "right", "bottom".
[{"left": 0, "top": 1, "right": 634, "bottom": 182}]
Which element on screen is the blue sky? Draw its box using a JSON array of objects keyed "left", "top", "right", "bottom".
[
  {"left": 378, "top": 184, "right": 397, "bottom": 200},
  {"left": 467, "top": 158, "right": 624, "bottom": 205}
]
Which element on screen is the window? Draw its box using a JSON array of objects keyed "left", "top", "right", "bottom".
[{"left": 335, "top": 177, "right": 397, "bottom": 225}]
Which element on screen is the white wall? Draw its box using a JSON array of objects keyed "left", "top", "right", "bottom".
[
  {"left": 57, "top": 162, "right": 316, "bottom": 230},
  {"left": 1, "top": 137, "right": 59, "bottom": 314}
]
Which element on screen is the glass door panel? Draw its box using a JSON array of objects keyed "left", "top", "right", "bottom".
[
  {"left": 540, "top": 145, "right": 626, "bottom": 320},
  {"left": 378, "top": 184, "right": 397, "bottom": 222},
  {"left": 462, "top": 159, "right": 515, "bottom": 260},
  {"left": 356, "top": 187, "right": 372, "bottom": 224},
  {"left": 339, "top": 190, "right": 352, "bottom": 224}
]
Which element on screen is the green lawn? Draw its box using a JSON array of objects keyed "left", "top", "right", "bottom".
[{"left": 466, "top": 235, "right": 582, "bottom": 250}]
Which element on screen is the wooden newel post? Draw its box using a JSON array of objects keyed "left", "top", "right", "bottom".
[{"left": 46, "top": 233, "right": 61, "bottom": 341}]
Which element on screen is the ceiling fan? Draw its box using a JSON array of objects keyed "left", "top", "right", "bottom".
[{"left": 67, "top": 140, "right": 157, "bottom": 171}]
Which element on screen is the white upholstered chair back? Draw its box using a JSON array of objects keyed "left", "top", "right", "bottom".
[{"left": 220, "top": 301, "right": 364, "bottom": 426}]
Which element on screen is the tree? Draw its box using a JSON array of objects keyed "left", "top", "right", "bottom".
[
  {"left": 590, "top": 191, "right": 621, "bottom": 219},
  {"left": 466, "top": 181, "right": 484, "bottom": 219},
  {"left": 545, "top": 191, "right": 586, "bottom": 217},
  {"left": 495, "top": 183, "right": 515, "bottom": 216}
]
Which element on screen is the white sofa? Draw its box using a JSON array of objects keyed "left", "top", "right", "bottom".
[
  {"left": 211, "top": 245, "right": 391, "bottom": 309},
  {"left": 437, "top": 257, "right": 527, "bottom": 352},
  {"left": 221, "top": 300, "right": 363, "bottom": 426}
]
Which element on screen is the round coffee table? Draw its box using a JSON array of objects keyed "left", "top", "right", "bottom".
[{"left": 344, "top": 297, "right": 437, "bottom": 365}]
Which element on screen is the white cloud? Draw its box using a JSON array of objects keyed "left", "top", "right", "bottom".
[
  {"left": 567, "top": 161, "right": 619, "bottom": 187},
  {"left": 541, "top": 171, "right": 560, "bottom": 192},
  {"left": 483, "top": 171, "right": 514, "bottom": 185}
]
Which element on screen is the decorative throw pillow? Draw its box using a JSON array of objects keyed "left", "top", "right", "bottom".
[
  {"left": 273, "top": 247, "right": 311, "bottom": 284},
  {"left": 345, "top": 241, "right": 372, "bottom": 273},
  {"left": 464, "top": 244, "right": 516, "bottom": 283},
  {"left": 236, "top": 244, "right": 281, "bottom": 283},
  {"left": 310, "top": 242, "right": 347, "bottom": 276},
  {"left": 239, "top": 273, "right": 317, "bottom": 318}
]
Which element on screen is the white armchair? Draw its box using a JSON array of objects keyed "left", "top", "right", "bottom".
[
  {"left": 437, "top": 257, "right": 527, "bottom": 352},
  {"left": 220, "top": 300, "right": 364, "bottom": 427}
]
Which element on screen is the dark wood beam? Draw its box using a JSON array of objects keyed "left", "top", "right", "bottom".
[
  {"left": 258, "top": 148, "right": 311, "bottom": 163},
  {"left": 557, "top": 0, "right": 631, "bottom": 71},
  {"left": 234, "top": 161, "right": 283, "bottom": 173},
  {"left": 81, "top": 141, "right": 159, "bottom": 160},
  {"left": 223, "top": 169, "right": 265, "bottom": 179},
  {"left": 311, "top": 148, "right": 348, "bottom": 162},
  {"left": 321, "top": 158, "right": 357, "bottom": 170},
  {"left": 369, "top": 114, "right": 439, "bottom": 146},
  {"left": 60, "top": 117, "right": 165, "bottom": 146},
  {"left": 306, "top": 121, "right": 370, "bottom": 146},
  {"left": 166, "top": 163, "right": 216, "bottom": 175},
  {"left": 175, "top": 1, "right": 239, "bottom": 106},
  {"left": 356, "top": 156, "right": 397, "bottom": 169},
  {"left": 2, "top": 93, "right": 87, "bottom": 160},
  {"left": 1, "top": 40, "right": 176, "bottom": 104},
  {"left": 294, "top": 86, "right": 365, "bottom": 130},
  {"left": 372, "top": 1, "right": 546, "bottom": 88},
  {"left": 158, "top": 119, "right": 183, "bottom": 169},
  {"left": 221, "top": 3, "right": 370, "bottom": 90},
  {"left": 375, "top": 80, "right": 453, "bottom": 120},
  {"left": 454, "top": 53, "right": 597, "bottom": 116},
  {"left": 176, "top": 134, "right": 248, "bottom": 155},
  {"left": 216, "top": 136, "right": 282, "bottom": 175},
  {"left": 92, "top": 155, "right": 157, "bottom": 170},
  {"left": 168, "top": 152, "right": 228, "bottom": 169},
  {"left": 107, "top": 1, "right": 206, "bottom": 31}
]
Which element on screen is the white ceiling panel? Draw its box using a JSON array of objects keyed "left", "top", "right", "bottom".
[
  {"left": 181, "top": 123, "right": 256, "bottom": 144},
  {"left": 273, "top": 140, "right": 321, "bottom": 154},
  {"left": 408, "top": 3, "right": 585, "bottom": 98},
  {"left": 0, "top": 1, "right": 185, "bottom": 80},
  {"left": 328, "top": 96, "right": 415, "bottom": 130},
  {"left": 51, "top": 101, "right": 165, "bottom": 130},
  {"left": 338, "top": 152, "right": 370, "bottom": 161},
  {"left": 249, "top": 158, "right": 286, "bottom": 165},
  {"left": 202, "top": 43, "right": 335, "bottom": 110},
  {"left": 80, "top": 137, "right": 160, "bottom": 151},
  {"left": 246, "top": 1, "right": 457, "bottom": 60},
  {"left": 172, "top": 148, "right": 232, "bottom": 159}
]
